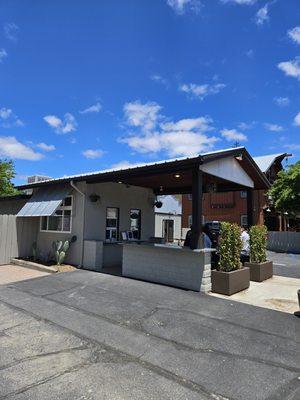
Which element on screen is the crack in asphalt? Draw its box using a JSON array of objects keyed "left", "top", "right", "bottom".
[
  {"left": 0, "top": 298, "right": 234, "bottom": 400},
  {"left": 9, "top": 287, "right": 299, "bottom": 375}
]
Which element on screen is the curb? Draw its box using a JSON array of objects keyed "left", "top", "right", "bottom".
[{"left": 11, "top": 258, "right": 58, "bottom": 274}]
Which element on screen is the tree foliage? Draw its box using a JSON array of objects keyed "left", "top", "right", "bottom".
[
  {"left": 0, "top": 160, "right": 19, "bottom": 196},
  {"left": 249, "top": 225, "right": 267, "bottom": 264},
  {"left": 269, "top": 162, "right": 300, "bottom": 215},
  {"left": 218, "top": 222, "right": 242, "bottom": 272}
]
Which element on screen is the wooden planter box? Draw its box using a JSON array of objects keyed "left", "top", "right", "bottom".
[
  {"left": 244, "top": 261, "right": 273, "bottom": 282},
  {"left": 212, "top": 267, "right": 250, "bottom": 296}
]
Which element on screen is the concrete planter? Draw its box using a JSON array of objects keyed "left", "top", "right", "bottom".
[
  {"left": 244, "top": 261, "right": 273, "bottom": 282},
  {"left": 211, "top": 267, "right": 250, "bottom": 296}
]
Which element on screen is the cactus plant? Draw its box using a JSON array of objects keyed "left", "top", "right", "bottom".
[
  {"left": 52, "top": 240, "right": 70, "bottom": 266},
  {"left": 218, "top": 222, "right": 242, "bottom": 272}
]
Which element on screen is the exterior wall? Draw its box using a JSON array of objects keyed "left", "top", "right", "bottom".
[
  {"left": 36, "top": 182, "right": 85, "bottom": 265},
  {"left": 182, "top": 190, "right": 266, "bottom": 228},
  {"left": 84, "top": 182, "right": 155, "bottom": 241},
  {"left": 36, "top": 181, "right": 155, "bottom": 266},
  {"left": 155, "top": 213, "right": 182, "bottom": 241}
]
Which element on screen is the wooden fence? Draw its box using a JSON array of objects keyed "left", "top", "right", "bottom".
[
  {"left": 0, "top": 215, "right": 38, "bottom": 265},
  {"left": 267, "top": 231, "right": 300, "bottom": 254}
]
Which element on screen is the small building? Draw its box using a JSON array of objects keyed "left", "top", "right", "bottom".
[
  {"left": 155, "top": 196, "right": 182, "bottom": 244},
  {"left": 0, "top": 147, "right": 269, "bottom": 292}
]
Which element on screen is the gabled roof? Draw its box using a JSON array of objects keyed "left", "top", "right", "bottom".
[
  {"left": 253, "top": 153, "right": 289, "bottom": 173},
  {"left": 16, "top": 146, "right": 270, "bottom": 192}
]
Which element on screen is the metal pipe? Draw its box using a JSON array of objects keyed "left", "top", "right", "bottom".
[{"left": 70, "top": 180, "right": 86, "bottom": 267}]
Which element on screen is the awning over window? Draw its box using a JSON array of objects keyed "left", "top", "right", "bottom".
[{"left": 17, "top": 185, "right": 70, "bottom": 217}]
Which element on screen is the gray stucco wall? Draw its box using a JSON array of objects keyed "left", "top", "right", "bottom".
[
  {"left": 35, "top": 181, "right": 155, "bottom": 266},
  {"left": 84, "top": 182, "right": 155, "bottom": 241},
  {"left": 36, "top": 182, "right": 85, "bottom": 265}
]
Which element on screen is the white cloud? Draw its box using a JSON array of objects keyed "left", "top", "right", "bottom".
[
  {"left": 294, "top": 112, "right": 300, "bottom": 126},
  {"left": 220, "top": 128, "right": 247, "bottom": 142},
  {"left": 167, "top": 0, "right": 201, "bottom": 14},
  {"left": 274, "top": 97, "right": 290, "bottom": 107},
  {"left": 0, "top": 107, "right": 24, "bottom": 128},
  {"left": 110, "top": 160, "right": 146, "bottom": 170},
  {"left": 4, "top": 23, "right": 19, "bottom": 41},
  {"left": 82, "top": 149, "right": 104, "bottom": 159},
  {"left": 79, "top": 102, "right": 102, "bottom": 114},
  {"left": 179, "top": 82, "right": 226, "bottom": 101},
  {"left": 288, "top": 26, "right": 300, "bottom": 44},
  {"left": 278, "top": 58, "right": 300, "bottom": 81},
  {"left": 121, "top": 100, "right": 218, "bottom": 157},
  {"left": 0, "top": 48, "right": 7, "bottom": 62},
  {"left": 44, "top": 113, "right": 77, "bottom": 134},
  {"left": 264, "top": 123, "right": 284, "bottom": 132},
  {"left": 0, "top": 136, "right": 43, "bottom": 160},
  {"left": 283, "top": 143, "right": 300, "bottom": 151},
  {"left": 238, "top": 122, "right": 254, "bottom": 130},
  {"left": 150, "top": 75, "right": 168, "bottom": 87},
  {"left": 36, "top": 142, "right": 56, "bottom": 152},
  {"left": 255, "top": 4, "right": 269, "bottom": 25},
  {"left": 123, "top": 101, "right": 162, "bottom": 132},
  {"left": 220, "top": 0, "right": 256, "bottom": 4}
]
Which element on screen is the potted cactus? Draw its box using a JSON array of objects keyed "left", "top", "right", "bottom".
[
  {"left": 212, "top": 222, "right": 250, "bottom": 295},
  {"left": 244, "top": 225, "right": 273, "bottom": 282}
]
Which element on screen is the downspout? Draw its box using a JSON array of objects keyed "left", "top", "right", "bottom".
[{"left": 70, "top": 180, "right": 86, "bottom": 268}]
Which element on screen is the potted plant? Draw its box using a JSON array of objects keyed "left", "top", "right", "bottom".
[
  {"left": 212, "top": 222, "right": 250, "bottom": 295},
  {"left": 244, "top": 225, "right": 273, "bottom": 282}
]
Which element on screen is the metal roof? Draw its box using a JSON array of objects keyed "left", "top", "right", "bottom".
[
  {"left": 17, "top": 185, "right": 70, "bottom": 217},
  {"left": 253, "top": 153, "right": 289, "bottom": 173},
  {"left": 16, "top": 147, "right": 246, "bottom": 190}
]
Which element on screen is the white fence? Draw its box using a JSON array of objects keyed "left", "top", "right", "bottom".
[
  {"left": 0, "top": 215, "right": 38, "bottom": 265},
  {"left": 267, "top": 231, "right": 300, "bottom": 254}
]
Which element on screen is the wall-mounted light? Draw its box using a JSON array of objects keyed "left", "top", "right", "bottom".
[
  {"left": 266, "top": 207, "right": 271, "bottom": 212},
  {"left": 118, "top": 181, "right": 122, "bottom": 184},
  {"left": 235, "top": 153, "right": 243, "bottom": 161},
  {"left": 159, "top": 186, "right": 164, "bottom": 192},
  {"left": 174, "top": 173, "right": 181, "bottom": 178}
]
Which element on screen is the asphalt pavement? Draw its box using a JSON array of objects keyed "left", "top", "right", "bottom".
[{"left": 0, "top": 269, "right": 299, "bottom": 400}]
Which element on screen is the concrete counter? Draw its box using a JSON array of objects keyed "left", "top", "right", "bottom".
[{"left": 122, "top": 243, "right": 213, "bottom": 292}]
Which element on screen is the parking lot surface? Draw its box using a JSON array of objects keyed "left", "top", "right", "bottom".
[{"left": 0, "top": 269, "right": 299, "bottom": 400}]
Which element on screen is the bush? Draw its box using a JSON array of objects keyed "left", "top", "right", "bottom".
[
  {"left": 249, "top": 225, "right": 267, "bottom": 263},
  {"left": 218, "top": 222, "right": 242, "bottom": 272}
]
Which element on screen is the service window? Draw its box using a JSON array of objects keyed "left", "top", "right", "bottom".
[{"left": 106, "top": 207, "right": 119, "bottom": 241}]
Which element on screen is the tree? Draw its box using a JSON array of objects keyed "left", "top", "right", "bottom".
[
  {"left": 269, "top": 161, "right": 300, "bottom": 216},
  {"left": 0, "top": 160, "right": 19, "bottom": 196}
]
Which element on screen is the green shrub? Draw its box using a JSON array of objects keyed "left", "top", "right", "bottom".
[
  {"left": 249, "top": 225, "right": 267, "bottom": 263},
  {"left": 218, "top": 222, "right": 242, "bottom": 272},
  {"left": 52, "top": 240, "right": 70, "bottom": 266}
]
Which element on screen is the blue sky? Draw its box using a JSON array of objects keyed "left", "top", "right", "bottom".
[{"left": 0, "top": 0, "right": 299, "bottom": 184}]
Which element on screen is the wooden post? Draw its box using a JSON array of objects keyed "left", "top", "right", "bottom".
[
  {"left": 190, "top": 166, "right": 203, "bottom": 249},
  {"left": 247, "top": 189, "right": 253, "bottom": 228}
]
